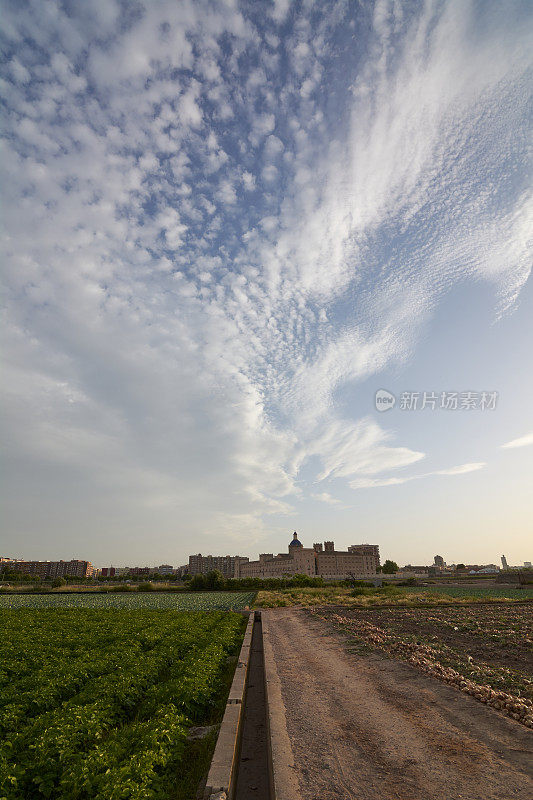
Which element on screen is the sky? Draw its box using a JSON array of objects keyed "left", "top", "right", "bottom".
[{"left": 1, "top": 0, "right": 532, "bottom": 569}]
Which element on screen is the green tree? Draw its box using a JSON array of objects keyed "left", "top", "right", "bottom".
[
  {"left": 51, "top": 577, "right": 67, "bottom": 588},
  {"left": 189, "top": 573, "right": 207, "bottom": 591},
  {"left": 382, "top": 560, "right": 399, "bottom": 574},
  {"left": 204, "top": 570, "right": 225, "bottom": 590}
]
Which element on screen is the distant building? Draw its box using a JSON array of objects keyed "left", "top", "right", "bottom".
[
  {"left": 100, "top": 567, "right": 116, "bottom": 577},
  {"left": 434, "top": 555, "right": 445, "bottom": 568},
  {"left": 348, "top": 543, "right": 380, "bottom": 569},
  {"left": 501, "top": 555, "right": 509, "bottom": 570},
  {"left": 188, "top": 553, "right": 249, "bottom": 578},
  {"left": 469, "top": 566, "right": 499, "bottom": 574},
  {"left": 524, "top": 562, "right": 532, "bottom": 569},
  {"left": 99, "top": 566, "right": 130, "bottom": 577},
  {"left": 234, "top": 533, "right": 380, "bottom": 580},
  {"left": 157, "top": 564, "right": 174, "bottom": 575},
  {"left": 400, "top": 565, "right": 430, "bottom": 576},
  {"left": 1, "top": 559, "right": 95, "bottom": 579}
]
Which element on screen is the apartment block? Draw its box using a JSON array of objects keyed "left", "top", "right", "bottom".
[
  {"left": 2, "top": 559, "right": 95, "bottom": 579},
  {"left": 188, "top": 553, "right": 249, "bottom": 577}
]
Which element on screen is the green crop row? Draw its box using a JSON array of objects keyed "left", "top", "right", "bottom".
[
  {"left": 0, "top": 591, "right": 256, "bottom": 610},
  {"left": 0, "top": 610, "right": 246, "bottom": 799}
]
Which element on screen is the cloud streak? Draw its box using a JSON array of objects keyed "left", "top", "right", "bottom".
[
  {"left": 350, "top": 462, "right": 486, "bottom": 490},
  {"left": 501, "top": 433, "right": 533, "bottom": 450}
]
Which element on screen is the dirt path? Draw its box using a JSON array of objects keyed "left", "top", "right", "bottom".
[{"left": 264, "top": 608, "right": 533, "bottom": 800}]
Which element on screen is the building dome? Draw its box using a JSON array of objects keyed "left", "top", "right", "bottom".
[{"left": 289, "top": 531, "right": 303, "bottom": 548}]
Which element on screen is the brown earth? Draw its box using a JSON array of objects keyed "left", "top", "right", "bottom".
[
  {"left": 265, "top": 607, "right": 533, "bottom": 800},
  {"left": 329, "top": 603, "right": 533, "bottom": 673}
]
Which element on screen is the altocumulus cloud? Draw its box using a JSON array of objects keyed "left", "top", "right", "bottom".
[{"left": 0, "top": 0, "right": 531, "bottom": 549}]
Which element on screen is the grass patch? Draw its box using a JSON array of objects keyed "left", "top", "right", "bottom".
[{"left": 255, "top": 584, "right": 533, "bottom": 608}]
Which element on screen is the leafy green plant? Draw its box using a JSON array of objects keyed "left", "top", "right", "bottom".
[{"left": 0, "top": 609, "right": 246, "bottom": 799}]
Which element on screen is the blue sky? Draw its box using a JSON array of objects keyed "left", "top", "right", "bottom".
[{"left": 1, "top": 0, "right": 532, "bottom": 568}]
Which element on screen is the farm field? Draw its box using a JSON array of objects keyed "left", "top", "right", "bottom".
[
  {"left": 0, "top": 609, "right": 247, "bottom": 799},
  {"left": 403, "top": 584, "right": 533, "bottom": 599},
  {"left": 0, "top": 590, "right": 256, "bottom": 610},
  {"left": 312, "top": 602, "right": 533, "bottom": 727},
  {"left": 255, "top": 584, "right": 533, "bottom": 607}
]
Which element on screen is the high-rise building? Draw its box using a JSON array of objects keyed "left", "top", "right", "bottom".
[
  {"left": 188, "top": 553, "right": 249, "bottom": 577},
  {"left": 501, "top": 555, "right": 508, "bottom": 570},
  {"left": 434, "top": 555, "right": 445, "bottom": 568}
]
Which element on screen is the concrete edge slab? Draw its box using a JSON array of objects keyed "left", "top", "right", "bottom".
[
  {"left": 203, "top": 611, "right": 254, "bottom": 800},
  {"left": 261, "top": 611, "right": 301, "bottom": 800}
]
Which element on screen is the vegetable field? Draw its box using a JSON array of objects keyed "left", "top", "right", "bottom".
[
  {"left": 314, "top": 602, "right": 533, "bottom": 728},
  {"left": 0, "top": 591, "right": 256, "bottom": 610},
  {"left": 0, "top": 609, "right": 247, "bottom": 799}
]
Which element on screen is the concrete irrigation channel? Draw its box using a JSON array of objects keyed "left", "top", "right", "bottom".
[
  {"left": 202, "top": 611, "right": 274, "bottom": 800},
  {"left": 202, "top": 610, "right": 299, "bottom": 800}
]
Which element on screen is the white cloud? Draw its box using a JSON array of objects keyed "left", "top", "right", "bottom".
[
  {"left": 435, "top": 462, "right": 486, "bottom": 476},
  {"left": 270, "top": 0, "right": 291, "bottom": 24},
  {"left": 179, "top": 88, "right": 203, "bottom": 128},
  {"left": 217, "top": 179, "right": 237, "bottom": 204},
  {"left": 312, "top": 492, "right": 342, "bottom": 505},
  {"left": 310, "top": 418, "right": 425, "bottom": 482},
  {"left": 260, "top": 216, "right": 278, "bottom": 233},
  {"left": 350, "top": 461, "right": 486, "bottom": 489},
  {"left": 264, "top": 134, "right": 284, "bottom": 157},
  {"left": 350, "top": 476, "right": 411, "bottom": 489},
  {"left": 253, "top": 112, "right": 276, "bottom": 136},
  {"left": 0, "top": 0, "right": 530, "bottom": 560},
  {"left": 242, "top": 171, "right": 256, "bottom": 190},
  {"left": 10, "top": 58, "right": 31, "bottom": 84},
  {"left": 262, "top": 164, "right": 278, "bottom": 183},
  {"left": 501, "top": 433, "right": 533, "bottom": 450}
]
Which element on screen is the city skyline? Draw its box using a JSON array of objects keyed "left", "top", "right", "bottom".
[
  {"left": 1, "top": 1, "right": 532, "bottom": 567},
  {"left": 3, "top": 539, "right": 530, "bottom": 573}
]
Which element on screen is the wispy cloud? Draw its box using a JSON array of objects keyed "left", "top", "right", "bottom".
[
  {"left": 435, "top": 462, "right": 486, "bottom": 476},
  {"left": 501, "top": 433, "right": 533, "bottom": 450},
  {"left": 350, "top": 462, "right": 486, "bottom": 490}
]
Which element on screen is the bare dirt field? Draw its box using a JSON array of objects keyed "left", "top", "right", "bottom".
[
  {"left": 312, "top": 603, "right": 533, "bottom": 722},
  {"left": 330, "top": 603, "right": 531, "bottom": 675},
  {"left": 264, "top": 607, "right": 533, "bottom": 800}
]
